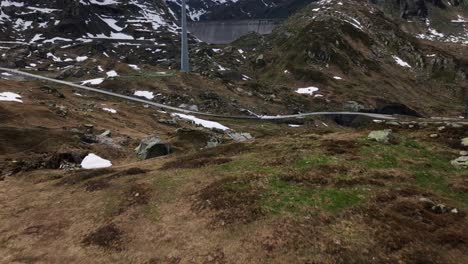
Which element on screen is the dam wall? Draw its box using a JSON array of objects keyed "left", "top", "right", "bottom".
[{"left": 188, "top": 19, "right": 282, "bottom": 44}]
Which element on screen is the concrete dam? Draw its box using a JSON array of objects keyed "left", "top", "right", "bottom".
[{"left": 187, "top": 19, "right": 283, "bottom": 44}]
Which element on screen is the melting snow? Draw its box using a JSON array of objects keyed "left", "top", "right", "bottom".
[
  {"left": 81, "top": 78, "right": 105, "bottom": 85},
  {"left": 106, "top": 70, "right": 118, "bottom": 77},
  {"left": 0, "top": 92, "right": 22, "bottom": 103},
  {"left": 295, "top": 86, "right": 320, "bottom": 95},
  {"left": 81, "top": 153, "right": 112, "bottom": 169},
  {"left": 128, "top": 64, "right": 140, "bottom": 70},
  {"left": 76, "top": 56, "right": 89, "bottom": 62},
  {"left": 103, "top": 108, "right": 117, "bottom": 114},
  {"left": 451, "top": 15, "right": 466, "bottom": 23},
  {"left": 172, "top": 113, "right": 230, "bottom": 131},
  {"left": 134, "top": 90, "right": 154, "bottom": 99},
  {"left": 392, "top": 56, "right": 412, "bottom": 68}
]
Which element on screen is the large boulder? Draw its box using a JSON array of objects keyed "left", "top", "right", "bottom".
[
  {"left": 343, "top": 101, "right": 367, "bottom": 112},
  {"left": 451, "top": 156, "right": 468, "bottom": 168},
  {"left": 174, "top": 128, "right": 221, "bottom": 149},
  {"left": 226, "top": 131, "right": 253, "bottom": 142},
  {"left": 462, "top": 137, "right": 468, "bottom": 147},
  {"left": 368, "top": 129, "right": 397, "bottom": 144},
  {"left": 135, "top": 137, "right": 171, "bottom": 160}
]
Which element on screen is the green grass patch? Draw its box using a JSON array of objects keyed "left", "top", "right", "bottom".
[
  {"left": 354, "top": 138, "right": 467, "bottom": 204},
  {"left": 318, "top": 188, "right": 364, "bottom": 212},
  {"left": 216, "top": 156, "right": 281, "bottom": 176},
  {"left": 262, "top": 178, "right": 365, "bottom": 214},
  {"left": 413, "top": 170, "right": 467, "bottom": 205},
  {"left": 358, "top": 138, "right": 434, "bottom": 169},
  {"left": 296, "top": 154, "right": 336, "bottom": 171}
]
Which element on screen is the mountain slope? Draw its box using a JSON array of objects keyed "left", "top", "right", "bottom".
[
  {"left": 371, "top": 0, "right": 468, "bottom": 44},
  {"left": 0, "top": 0, "right": 179, "bottom": 44},
  {"left": 228, "top": 0, "right": 468, "bottom": 116},
  {"left": 167, "top": 0, "right": 315, "bottom": 21}
]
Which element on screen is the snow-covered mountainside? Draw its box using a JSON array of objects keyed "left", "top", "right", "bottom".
[
  {"left": 0, "top": 0, "right": 179, "bottom": 44},
  {"left": 371, "top": 0, "right": 468, "bottom": 44},
  {"left": 166, "top": 0, "right": 315, "bottom": 21},
  {"left": 169, "top": 0, "right": 468, "bottom": 45}
]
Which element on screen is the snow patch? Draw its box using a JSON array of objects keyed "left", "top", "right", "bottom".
[
  {"left": 0, "top": 92, "right": 22, "bottom": 103},
  {"left": 128, "top": 64, "right": 141, "bottom": 70},
  {"left": 76, "top": 56, "right": 89, "bottom": 62},
  {"left": 81, "top": 153, "right": 112, "bottom": 169},
  {"left": 81, "top": 78, "right": 105, "bottom": 85},
  {"left": 134, "top": 90, "right": 154, "bottom": 99},
  {"left": 106, "top": 70, "right": 118, "bottom": 77},
  {"left": 392, "top": 56, "right": 411, "bottom": 68},
  {"left": 172, "top": 113, "right": 230, "bottom": 131},
  {"left": 295, "top": 86, "right": 320, "bottom": 95},
  {"left": 103, "top": 108, "right": 117, "bottom": 114}
]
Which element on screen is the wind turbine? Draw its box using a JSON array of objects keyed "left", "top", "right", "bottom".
[{"left": 181, "top": 0, "right": 190, "bottom": 72}]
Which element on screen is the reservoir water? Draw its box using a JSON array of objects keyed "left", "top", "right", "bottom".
[{"left": 188, "top": 19, "right": 282, "bottom": 44}]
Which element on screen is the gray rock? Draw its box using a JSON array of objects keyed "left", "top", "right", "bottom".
[
  {"left": 227, "top": 131, "right": 253, "bottom": 142},
  {"left": 368, "top": 129, "right": 396, "bottom": 144},
  {"left": 460, "top": 151, "right": 468, "bottom": 156},
  {"left": 386, "top": 121, "right": 401, "bottom": 127},
  {"left": 419, "top": 197, "right": 436, "bottom": 207},
  {"left": 462, "top": 137, "right": 468, "bottom": 147},
  {"left": 451, "top": 156, "right": 468, "bottom": 168},
  {"left": 135, "top": 137, "right": 171, "bottom": 160},
  {"left": 448, "top": 123, "right": 463, "bottom": 128},
  {"left": 431, "top": 204, "right": 450, "bottom": 214},
  {"left": 100, "top": 130, "right": 112, "bottom": 137},
  {"left": 255, "top": 54, "right": 265, "bottom": 66},
  {"left": 343, "top": 101, "right": 366, "bottom": 112},
  {"left": 429, "top": 134, "right": 439, "bottom": 138},
  {"left": 206, "top": 137, "right": 221, "bottom": 148},
  {"left": 437, "top": 126, "right": 445, "bottom": 131},
  {"left": 158, "top": 118, "right": 178, "bottom": 126},
  {"left": 178, "top": 104, "right": 199, "bottom": 112},
  {"left": 95, "top": 134, "right": 113, "bottom": 145},
  {"left": 224, "top": 46, "right": 234, "bottom": 53},
  {"left": 420, "top": 198, "right": 458, "bottom": 214},
  {"left": 175, "top": 128, "right": 220, "bottom": 149}
]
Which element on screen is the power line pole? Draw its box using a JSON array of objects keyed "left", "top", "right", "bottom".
[{"left": 181, "top": 0, "right": 190, "bottom": 72}]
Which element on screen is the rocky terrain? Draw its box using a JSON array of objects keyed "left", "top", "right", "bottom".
[
  {"left": 220, "top": 0, "right": 468, "bottom": 116},
  {"left": 167, "top": 0, "right": 315, "bottom": 21},
  {"left": 1, "top": 76, "right": 467, "bottom": 263},
  {"left": 0, "top": 0, "right": 466, "bottom": 117},
  {"left": 0, "top": 0, "right": 178, "bottom": 43},
  {"left": 0, "top": 0, "right": 468, "bottom": 263}
]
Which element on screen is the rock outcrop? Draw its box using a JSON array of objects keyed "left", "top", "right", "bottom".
[
  {"left": 368, "top": 129, "right": 398, "bottom": 144},
  {"left": 135, "top": 137, "right": 172, "bottom": 160}
]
